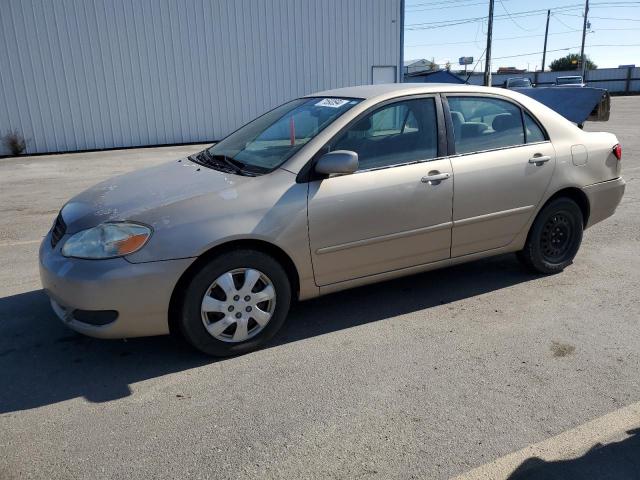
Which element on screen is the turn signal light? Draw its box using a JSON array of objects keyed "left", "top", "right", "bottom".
[
  {"left": 114, "top": 233, "right": 149, "bottom": 256},
  {"left": 613, "top": 144, "right": 622, "bottom": 160}
]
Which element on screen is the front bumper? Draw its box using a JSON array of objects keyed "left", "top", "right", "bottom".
[
  {"left": 583, "top": 177, "right": 626, "bottom": 228},
  {"left": 39, "top": 231, "right": 194, "bottom": 338}
]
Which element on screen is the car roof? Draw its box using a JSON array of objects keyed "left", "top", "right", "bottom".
[{"left": 306, "top": 83, "right": 501, "bottom": 101}]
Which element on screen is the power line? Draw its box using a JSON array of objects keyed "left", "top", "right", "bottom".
[
  {"left": 465, "top": 48, "right": 487, "bottom": 82},
  {"left": 407, "top": 0, "right": 637, "bottom": 7},
  {"left": 556, "top": 12, "right": 640, "bottom": 20},
  {"left": 406, "top": 13, "right": 578, "bottom": 30},
  {"left": 406, "top": 0, "right": 504, "bottom": 8},
  {"left": 405, "top": 2, "right": 640, "bottom": 29},
  {"left": 404, "top": 0, "right": 640, "bottom": 70},
  {"left": 497, "top": 0, "right": 538, "bottom": 31},
  {"left": 552, "top": 13, "right": 581, "bottom": 31},
  {"left": 407, "top": 0, "right": 516, "bottom": 12},
  {"left": 405, "top": 5, "right": 587, "bottom": 29},
  {"left": 408, "top": 1, "right": 501, "bottom": 11},
  {"left": 406, "top": 30, "right": 574, "bottom": 47},
  {"left": 407, "top": 0, "right": 482, "bottom": 5},
  {"left": 404, "top": 26, "right": 637, "bottom": 47},
  {"left": 491, "top": 44, "right": 640, "bottom": 60},
  {"left": 406, "top": 4, "right": 579, "bottom": 25},
  {"left": 589, "top": 25, "right": 640, "bottom": 29}
]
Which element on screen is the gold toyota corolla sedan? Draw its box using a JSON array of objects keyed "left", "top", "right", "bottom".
[{"left": 40, "top": 84, "right": 625, "bottom": 356}]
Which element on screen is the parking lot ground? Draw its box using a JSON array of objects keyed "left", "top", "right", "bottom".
[{"left": 1, "top": 97, "right": 639, "bottom": 479}]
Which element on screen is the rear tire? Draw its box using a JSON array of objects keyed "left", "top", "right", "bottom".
[
  {"left": 517, "top": 197, "right": 584, "bottom": 274},
  {"left": 179, "top": 250, "right": 291, "bottom": 356}
]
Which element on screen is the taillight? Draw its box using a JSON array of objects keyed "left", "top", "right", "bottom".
[{"left": 613, "top": 144, "right": 622, "bottom": 160}]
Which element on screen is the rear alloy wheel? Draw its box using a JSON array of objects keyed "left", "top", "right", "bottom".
[
  {"left": 180, "top": 250, "right": 291, "bottom": 356},
  {"left": 517, "top": 198, "right": 584, "bottom": 274}
]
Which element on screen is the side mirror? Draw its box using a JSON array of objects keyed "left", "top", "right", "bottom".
[{"left": 315, "top": 150, "right": 359, "bottom": 176}]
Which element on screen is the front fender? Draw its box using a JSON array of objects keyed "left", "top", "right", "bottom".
[{"left": 124, "top": 175, "right": 318, "bottom": 299}]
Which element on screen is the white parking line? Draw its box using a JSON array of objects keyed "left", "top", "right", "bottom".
[
  {"left": 0, "top": 239, "right": 42, "bottom": 248},
  {"left": 453, "top": 401, "right": 640, "bottom": 479}
]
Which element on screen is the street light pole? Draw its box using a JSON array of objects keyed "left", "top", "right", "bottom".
[
  {"left": 484, "top": 0, "right": 495, "bottom": 87},
  {"left": 541, "top": 9, "right": 550, "bottom": 72},
  {"left": 579, "top": 0, "right": 589, "bottom": 77}
]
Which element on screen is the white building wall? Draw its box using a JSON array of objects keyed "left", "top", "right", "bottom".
[{"left": 0, "top": 0, "right": 402, "bottom": 155}]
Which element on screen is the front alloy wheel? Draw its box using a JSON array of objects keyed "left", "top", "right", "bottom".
[
  {"left": 201, "top": 268, "right": 276, "bottom": 343},
  {"left": 179, "top": 249, "right": 291, "bottom": 357}
]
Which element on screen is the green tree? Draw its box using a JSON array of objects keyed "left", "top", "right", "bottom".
[{"left": 549, "top": 53, "right": 597, "bottom": 71}]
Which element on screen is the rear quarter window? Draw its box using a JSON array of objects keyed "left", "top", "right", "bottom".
[{"left": 524, "top": 112, "right": 546, "bottom": 143}]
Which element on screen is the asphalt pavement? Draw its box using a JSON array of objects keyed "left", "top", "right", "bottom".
[{"left": 1, "top": 97, "right": 639, "bottom": 479}]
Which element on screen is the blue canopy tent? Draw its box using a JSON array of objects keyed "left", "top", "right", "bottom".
[{"left": 404, "top": 70, "right": 466, "bottom": 84}]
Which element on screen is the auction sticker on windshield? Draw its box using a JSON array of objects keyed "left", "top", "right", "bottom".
[{"left": 315, "top": 98, "right": 351, "bottom": 108}]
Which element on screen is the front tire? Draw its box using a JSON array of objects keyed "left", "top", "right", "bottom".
[
  {"left": 179, "top": 250, "right": 291, "bottom": 356},
  {"left": 517, "top": 197, "right": 584, "bottom": 274}
]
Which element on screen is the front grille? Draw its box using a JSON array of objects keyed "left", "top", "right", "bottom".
[{"left": 50, "top": 213, "right": 66, "bottom": 248}]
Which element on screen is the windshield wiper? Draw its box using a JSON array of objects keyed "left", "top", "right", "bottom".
[
  {"left": 214, "top": 153, "right": 249, "bottom": 176},
  {"left": 189, "top": 152, "right": 223, "bottom": 170},
  {"left": 190, "top": 150, "right": 250, "bottom": 176},
  {"left": 203, "top": 150, "right": 258, "bottom": 177}
]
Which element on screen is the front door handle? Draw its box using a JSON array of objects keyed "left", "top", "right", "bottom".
[
  {"left": 421, "top": 172, "right": 451, "bottom": 185},
  {"left": 529, "top": 155, "right": 551, "bottom": 165}
]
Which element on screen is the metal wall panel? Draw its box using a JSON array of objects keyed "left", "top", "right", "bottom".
[
  {"left": 587, "top": 67, "right": 628, "bottom": 81},
  {"left": 587, "top": 80, "right": 628, "bottom": 91},
  {"left": 0, "top": 0, "right": 401, "bottom": 154}
]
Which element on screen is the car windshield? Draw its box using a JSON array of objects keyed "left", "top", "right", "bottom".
[
  {"left": 557, "top": 77, "right": 582, "bottom": 85},
  {"left": 509, "top": 79, "right": 531, "bottom": 87},
  {"left": 205, "top": 97, "right": 361, "bottom": 174}
]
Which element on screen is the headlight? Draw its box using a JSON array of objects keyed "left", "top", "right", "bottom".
[{"left": 61, "top": 223, "right": 152, "bottom": 259}]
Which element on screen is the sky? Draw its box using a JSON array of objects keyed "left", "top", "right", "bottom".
[{"left": 403, "top": 0, "right": 640, "bottom": 72}]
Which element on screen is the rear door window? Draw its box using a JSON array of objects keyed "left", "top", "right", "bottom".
[{"left": 447, "top": 96, "right": 525, "bottom": 154}]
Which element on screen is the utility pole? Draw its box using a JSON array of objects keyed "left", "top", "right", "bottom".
[
  {"left": 484, "top": 0, "right": 495, "bottom": 87},
  {"left": 579, "top": 0, "right": 589, "bottom": 77},
  {"left": 541, "top": 9, "right": 551, "bottom": 72}
]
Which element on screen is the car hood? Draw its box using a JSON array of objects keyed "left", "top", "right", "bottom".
[{"left": 60, "top": 158, "right": 259, "bottom": 233}]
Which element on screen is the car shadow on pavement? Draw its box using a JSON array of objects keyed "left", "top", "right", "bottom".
[
  {"left": 272, "top": 253, "right": 538, "bottom": 346},
  {"left": 506, "top": 428, "right": 640, "bottom": 479},
  {"left": 1, "top": 254, "right": 536, "bottom": 413}
]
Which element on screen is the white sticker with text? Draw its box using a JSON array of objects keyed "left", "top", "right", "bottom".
[{"left": 315, "top": 98, "right": 350, "bottom": 108}]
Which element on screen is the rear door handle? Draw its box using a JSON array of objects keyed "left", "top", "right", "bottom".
[
  {"left": 421, "top": 172, "right": 451, "bottom": 184},
  {"left": 529, "top": 155, "right": 551, "bottom": 165}
]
